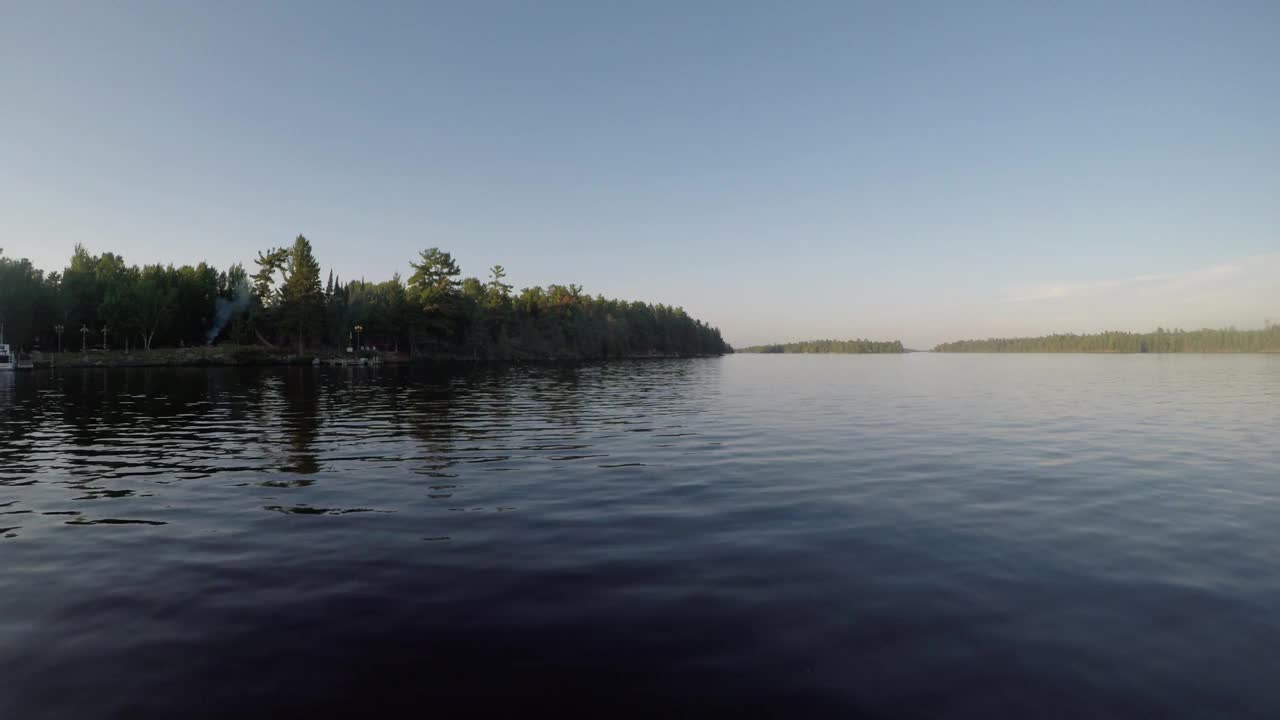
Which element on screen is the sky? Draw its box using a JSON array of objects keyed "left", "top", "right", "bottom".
[{"left": 2, "top": 1, "right": 1277, "bottom": 348}]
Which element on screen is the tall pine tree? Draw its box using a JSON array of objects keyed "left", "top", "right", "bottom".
[{"left": 281, "top": 235, "right": 324, "bottom": 355}]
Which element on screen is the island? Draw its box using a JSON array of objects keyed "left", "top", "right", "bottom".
[
  {"left": 0, "top": 238, "right": 731, "bottom": 366},
  {"left": 738, "top": 339, "right": 906, "bottom": 354}
]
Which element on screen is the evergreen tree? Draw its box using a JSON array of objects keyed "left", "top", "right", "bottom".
[
  {"left": 486, "top": 265, "right": 512, "bottom": 306},
  {"left": 281, "top": 235, "right": 324, "bottom": 354}
]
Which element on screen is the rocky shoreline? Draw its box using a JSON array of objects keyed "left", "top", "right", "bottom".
[
  {"left": 26, "top": 345, "right": 404, "bottom": 369},
  {"left": 21, "top": 345, "right": 725, "bottom": 369}
]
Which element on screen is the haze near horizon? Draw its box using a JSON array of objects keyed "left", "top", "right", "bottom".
[{"left": 3, "top": 1, "right": 1276, "bottom": 349}]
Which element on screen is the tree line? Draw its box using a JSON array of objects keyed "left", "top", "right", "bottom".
[
  {"left": 0, "top": 238, "right": 730, "bottom": 359},
  {"left": 738, "top": 339, "right": 905, "bottom": 354},
  {"left": 933, "top": 325, "right": 1280, "bottom": 353}
]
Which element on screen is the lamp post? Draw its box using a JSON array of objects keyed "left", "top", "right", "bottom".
[
  {"left": 80, "top": 325, "right": 89, "bottom": 352},
  {"left": 55, "top": 324, "right": 64, "bottom": 353},
  {"left": 354, "top": 324, "right": 364, "bottom": 352}
]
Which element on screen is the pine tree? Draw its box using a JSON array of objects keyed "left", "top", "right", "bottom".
[{"left": 281, "top": 235, "right": 324, "bottom": 355}]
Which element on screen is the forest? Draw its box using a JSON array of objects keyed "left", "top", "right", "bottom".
[
  {"left": 0, "top": 238, "right": 730, "bottom": 360},
  {"left": 739, "top": 339, "right": 905, "bottom": 354},
  {"left": 933, "top": 326, "right": 1280, "bottom": 353}
]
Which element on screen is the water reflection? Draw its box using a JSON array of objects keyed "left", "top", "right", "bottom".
[
  {"left": 0, "top": 361, "right": 725, "bottom": 538},
  {"left": 0, "top": 371, "right": 14, "bottom": 402},
  {"left": 3, "top": 357, "right": 1280, "bottom": 718},
  {"left": 277, "top": 369, "right": 322, "bottom": 476}
]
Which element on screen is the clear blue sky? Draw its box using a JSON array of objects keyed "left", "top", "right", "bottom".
[{"left": 3, "top": 1, "right": 1277, "bottom": 348}]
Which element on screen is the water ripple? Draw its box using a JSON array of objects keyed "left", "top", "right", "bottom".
[{"left": 0, "top": 357, "right": 1278, "bottom": 717}]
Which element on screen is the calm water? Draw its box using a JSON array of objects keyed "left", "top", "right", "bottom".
[{"left": 2, "top": 355, "right": 1279, "bottom": 718}]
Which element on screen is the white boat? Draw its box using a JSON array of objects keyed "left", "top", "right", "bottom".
[{"left": 0, "top": 323, "right": 14, "bottom": 371}]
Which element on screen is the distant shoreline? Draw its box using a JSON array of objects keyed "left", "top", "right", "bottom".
[
  {"left": 738, "top": 339, "right": 905, "bottom": 354},
  {"left": 933, "top": 326, "right": 1279, "bottom": 353}
]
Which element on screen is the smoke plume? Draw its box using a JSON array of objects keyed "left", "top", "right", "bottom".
[{"left": 207, "top": 281, "right": 251, "bottom": 344}]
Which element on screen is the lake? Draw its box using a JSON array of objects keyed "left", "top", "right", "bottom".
[{"left": 2, "top": 355, "right": 1278, "bottom": 718}]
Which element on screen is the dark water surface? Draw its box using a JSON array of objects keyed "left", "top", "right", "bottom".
[{"left": 2, "top": 355, "right": 1279, "bottom": 718}]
